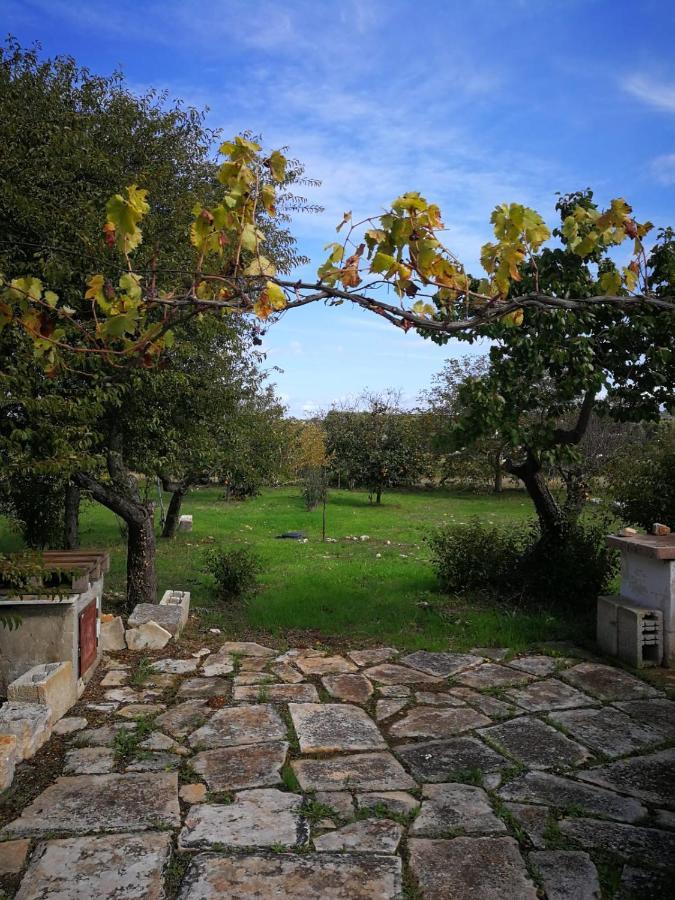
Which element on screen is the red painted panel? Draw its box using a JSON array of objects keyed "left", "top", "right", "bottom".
[{"left": 78, "top": 601, "right": 98, "bottom": 676}]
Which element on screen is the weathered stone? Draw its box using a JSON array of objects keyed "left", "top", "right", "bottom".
[
  {"left": 127, "top": 602, "right": 184, "bottom": 637},
  {"left": 549, "top": 707, "right": 664, "bottom": 758},
  {"left": 155, "top": 699, "right": 213, "bottom": 738},
  {"left": 101, "top": 655, "right": 129, "bottom": 669},
  {"left": 100, "top": 669, "right": 129, "bottom": 688},
  {"left": 401, "top": 651, "right": 483, "bottom": 677},
  {"left": 220, "top": 641, "right": 276, "bottom": 657},
  {"left": 5, "top": 772, "right": 180, "bottom": 836},
  {"left": 357, "top": 791, "right": 419, "bottom": 817},
  {"left": 125, "top": 751, "right": 181, "bottom": 772},
  {"left": 63, "top": 746, "right": 116, "bottom": 775},
  {"left": 411, "top": 782, "right": 506, "bottom": 836},
  {"left": 234, "top": 674, "right": 274, "bottom": 685},
  {"left": 0, "top": 734, "right": 17, "bottom": 790},
  {"left": 396, "top": 737, "right": 510, "bottom": 783},
  {"left": 315, "top": 791, "right": 355, "bottom": 819},
  {"left": 178, "top": 788, "right": 304, "bottom": 850},
  {"left": 73, "top": 722, "right": 134, "bottom": 747},
  {"left": 189, "top": 703, "right": 286, "bottom": 749},
  {"left": 415, "top": 691, "right": 466, "bottom": 706},
  {"left": 139, "top": 731, "right": 189, "bottom": 755},
  {"left": 348, "top": 647, "right": 397, "bottom": 667},
  {"left": 0, "top": 838, "right": 30, "bottom": 875},
  {"left": 654, "top": 808, "right": 675, "bottom": 829},
  {"left": 296, "top": 655, "right": 358, "bottom": 675},
  {"left": 613, "top": 698, "right": 675, "bottom": 739},
  {"left": 362, "top": 664, "right": 442, "bottom": 685},
  {"left": 389, "top": 706, "right": 490, "bottom": 740},
  {"left": 177, "top": 677, "right": 231, "bottom": 699},
  {"left": 471, "top": 647, "right": 509, "bottom": 660},
  {"left": 559, "top": 818, "right": 675, "bottom": 869},
  {"left": 576, "top": 748, "right": 675, "bottom": 807},
  {"left": 448, "top": 687, "right": 517, "bottom": 719},
  {"left": 147, "top": 657, "right": 198, "bottom": 675},
  {"left": 529, "top": 850, "right": 601, "bottom": 900},
  {"left": 85, "top": 702, "right": 119, "bottom": 713},
  {"left": 506, "top": 678, "right": 596, "bottom": 712},
  {"left": 125, "top": 621, "right": 172, "bottom": 651},
  {"left": 103, "top": 687, "right": 146, "bottom": 704},
  {"left": 498, "top": 771, "right": 647, "bottom": 822},
  {"left": 180, "top": 783, "right": 207, "bottom": 804},
  {"left": 239, "top": 656, "right": 271, "bottom": 672},
  {"left": 8, "top": 661, "right": 76, "bottom": 724},
  {"left": 192, "top": 741, "right": 289, "bottom": 791},
  {"left": 408, "top": 837, "right": 538, "bottom": 900},
  {"left": 379, "top": 684, "right": 411, "bottom": 698},
  {"left": 0, "top": 702, "right": 52, "bottom": 760},
  {"left": 270, "top": 661, "right": 304, "bottom": 683},
  {"left": 508, "top": 655, "right": 562, "bottom": 676},
  {"left": 200, "top": 653, "right": 234, "bottom": 677},
  {"left": 233, "top": 683, "right": 320, "bottom": 702},
  {"left": 289, "top": 703, "right": 386, "bottom": 753},
  {"left": 375, "top": 699, "right": 408, "bottom": 721},
  {"left": 178, "top": 851, "right": 402, "bottom": 899},
  {"left": 159, "top": 589, "right": 190, "bottom": 631},
  {"left": 615, "top": 865, "right": 675, "bottom": 899},
  {"left": 322, "top": 674, "right": 373, "bottom": 704},
  {"left": 479, "top": 716, "right": 591, "bottom": 769},
  {"left": 455, "top": 663, "right": 534, "bottom": 689},
  {"left": 178, "top": 514, "right": 192, "bottom": 531},
  {"left": 314, "top": 818, "right": 403, "bottom": 853},
  {"left": 99, "top": 615, "right": 126, "bottom": 651},
  {"left": 116, "top": 703, "right": 166, "bottom": 719},
  {"left": 292, "top": 751, "right": 416, "bottom": 792},
  {"left": 52, "top": 716, "right": 88, "bottom": 736},
  {"left": 562, "top": 662, "right": 659, "bottom": 701},
  {"left": 14, "top": 832, "right": 171, "bottom": 900},
  {"left": 504, "top": 803, "right": 550, "bottom": 848}
]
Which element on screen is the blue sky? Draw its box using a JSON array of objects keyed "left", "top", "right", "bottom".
[{"left": 4, "top": 0, "right": 675, "bottom": 415}]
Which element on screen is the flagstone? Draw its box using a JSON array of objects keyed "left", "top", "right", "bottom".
[
  {"left": 178, "top": 851, "right": 402, "bottom": 899},
  {"left": 0, "top": 838, "right": 30, "bottom": 876},
  {"left": 104, "top": 687, "right": 146, "bottom": 704},
  {"left": 154, "top": 699, "right": 213, "bottom": 738},
  {"left": 5, "top": 772, "right": 179, "bottom": 836},
  {"left": 73, "top": 722, "right": 135, "bottom": 747},
  {"left": 139, "top": 731, "right": 189, "bottom": 755},
  {"left": 448, "top": 687, "right": 517, "bottom": 719},
  {"left": 239, "top": 656, "right": 271, "bottom": 672},
  {"left": 497, "top": 771, "right": 647, "bottom": 822},
  {"left": 479, "top": 716, "right": 591, "bottom": 769},
  {"left": 529, "top": 850, "right": 601, "bottom": 900},
  {"left": 504, "top": 803, "right": 550, "bottom": 848},
  {"left": 192, "top": 741, "right": 288, "bottom": 791},
  {"left": 63, "top": 747, "right": 116, "bottom": 775},
  {"left": 314, "top": 818, "right": 403, "bottom": 853},
  {"left": 454, "top": 663, "right": 535, "bottom": 689},
  {"left": 200, "top": 653, "right": 235, "bottom": 677},
  {"left": 125, "top": 750, "right": 181, "bottom": 772},
  {"left": 178, "top": 788, "right": 304, "bottom": 850},
  {"left": 362, "top": 664, "right": 442, "bottom": 685},
  {"left": 414, "top": 691, "right": 466, "bottom": 706},
  {"left": 348, "top": 647, "right": 397, "bottom": 666},
  {"left": 559, "top": 818, "right": 675, "bottom": 869},
  {"left": 549, "top": 707, "right": 665, "bottom": 758},
  {"left": 270, "top": 661, "right": 304, "bottom": 683},
  {"left": 408, "top": 837, "right": 538, "bottom": 900},
  {"left": 292, "top": 751, "right": 416, "bottom": 792},
  {"left": 219, "top": 641, "right": 276, "bottom": 657},
  {"left": 411, "top": 783, "right": 507, "bottom": 836},
  {"left": 295, "top": 655, "right": 358, "bottom": 675},
  {"left": 613, "top": 698, "right": 675, "bottom": 738},
  {"left": 233, "top": 683, "right": 319, "bottom": 703},
  {"left": 389, "top": 705, "right": 490, "bottom": 740},
  {"left": 576, "top": 749, "right": 675, "bottom": 807},
  {"left": 189, "top": 703, "right": 286, "bottom": 748},
  {"left": 179, "top": 783, "right": 207, "bottom": 804},
  {"left": 52, "top": 716, "right": 88, "bottom": 736},
  {"left": 14, "top": 832, "right": 172, "bottom": 900},
  {"left": 116, "top": 703, "right": 166, "bottom": 719},
  {"left": 289, "top": 703, "right": 386, "bottom": 753},
  {"left": 177, "top": 677, "right": 231, "bottom": 699},
  {"left": 395, "top": 737, "right": 510, "bottom": 783},
  {"left": 505, "top": 678, "right": 596, "bottom": 713},
  {"left": 615, "top": 865, "right": 675, "bottom": 900},
  {"left": 100, "top": 670, "right": 129, "bottom": 687},
  {"left": 314, "top": 791, "right": 355, "bottom": 819},
  {"left": 471, "top": 647, "right": 509, "bottom": 660},
  {"left": 233, "top": 673, "right": 275, "bottom": 686},
  {"left": 322, "top": 674, "right": 373, "bottom": 704},
  {"left": 375, "top": 699, "right": 408, "bottom": 721},
  {"left": 378, "top": 684, "right": 412, "bottom": 698},
  {"left": 507, "top": 655, "right": 562, "bottom": 676},
  {"left": 401, "top": 651, "right": 483, "bottom": 677},
  {"left": 150, "top": 658, "right": 199, "bottom": 675},
  {"left": 356, "top": 791, "right": 420, "bottom": 817},
  {"left": 562, "top": 662, "right": 659, "bottom": 701}
]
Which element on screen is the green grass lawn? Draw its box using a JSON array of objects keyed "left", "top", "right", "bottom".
[{"left": 0, "top": 485, "right": 594, "bottom": 651}]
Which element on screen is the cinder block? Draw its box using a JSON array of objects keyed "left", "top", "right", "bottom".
[
  {"left": 617, "top": 605, "right": 663, "bottom": 668},
  {"left": 7, "top": 661, "right": 76, "bottom": 724},
  {"left": 178, "top": 515, "right": 193, "bottom": 532},
  {"left": 159, "top": 590, "right": 190, "bottom": 634},
  {"left": 0, "top": 703, "right": 52, "bottom": 760},
  {"left": 597, "top": 595, "right": 620, "bottom": 657}
]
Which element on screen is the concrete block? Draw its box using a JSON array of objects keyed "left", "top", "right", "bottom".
[
  {"left": 100, "top": 615, "right": 126, "bottom": 651},
  {"left": 617, "top": 605, "right": 663, "bottom": 668},
  {"left": 0, "top": 733, "right": 18, "bottom": 790},
  {"left": 597, "top": 596, "right": 620, "bottom": 657},
  {"left": 128, "top": 601, "right": 184, "bottom": 638},
  {"left": 0, "top": 703, "right": 52, "bottom": 760},
  {"left": 159, "top": 590, "right": 190, "bottom": 633},
  {"left": 8, "top": 661, "right": 76, "bottom": 724},
  {"left": 178, "top": 515, "right": 193, "bottom": 532},
  {"left": 125, "top": 621, "right": 172, "bottom": 651}
]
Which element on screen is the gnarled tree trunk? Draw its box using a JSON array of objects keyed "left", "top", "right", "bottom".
[{"left": 161, "top": 483, "right": 187, "bottom": 539}]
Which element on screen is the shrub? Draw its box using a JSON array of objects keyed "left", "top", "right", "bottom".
[
  {"left": 0, "top": 475, "right": 64, "bottom": 548},
  {"left": 302, "top": 467, "right": 327, "bottom": 511},
  {"left": 609, "top": 423, "right": 675, "bottom": 530},
  {"left": 205, "top": 546, "right": 261, "bottom": 600}
]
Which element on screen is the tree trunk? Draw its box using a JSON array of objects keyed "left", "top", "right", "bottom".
[
  {"left": 493, "top": 453, "right": 503, "bottom": 494},
  {"left": 63, "top": 482, "right": 80, "bottom": 549},
  {"left": 162, "top": 490, "right": 184, "bottom": 539},
  {"left": 376, "top": 486, "right": 382, "bottom": 505},
  {"left": 505, "top": 450, "right": 564, "bottom": 539},
  {"left": 126, "top": 506, "right": 157, "bottom": 609}
]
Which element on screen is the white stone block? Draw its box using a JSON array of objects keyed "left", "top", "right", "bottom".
[
  {"left": 597, "top": 596, "right": 620, "bottom": 657},
  {"left": 619, "top": 552, "right": 675, "bottom": 632},
  {"left": 0, "top": 734, "right": 18, "bottom": 790},
  {"left": 0, "top": 703, "right": 52, "bottom": 760},
  {"left": 159, "top": 590, "right": 190, "bottom": 632},
  {"left": 7, "top": 661, "right": 76, "bottom": 724},
  {"left": 178, "top": 515, "right": 193, "bottom": 532},
  {"left": 125, "top": 621, "right": 172, "bottom": 651},
  {"left": 617, "top": 605, "right": 663, "bottom": 668},
  {"left": 100, "top": 615, "right": 127, "bottom": 651}
]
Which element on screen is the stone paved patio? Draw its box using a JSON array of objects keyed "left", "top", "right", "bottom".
[{"left": 1, "top": 644, "right": 674, "bottom": 898}]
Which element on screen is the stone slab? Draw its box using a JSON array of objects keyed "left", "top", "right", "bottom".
[
  {"left": 99, "top": 616, "right": 126, "bottom": 651},
  {"left": 613, "top": 698, "right": 675, "bottom": 739},
  {"left": 127, "top": 602, "right": 184, "bottom": 636},
  {"left": 189, "top": 704, "right": 286, "bottom": 749},
  {"left": 448, "top": 687, "right": 517, "bottom": 719},
  {"left": 0, "top": 838, "right": 30, "bottom": 876},
  {"left": 0, "top": 702, "right": 52, "bottom": 760},
  {"left": 362, "top": 663, "right": 443, "bottom": 685},
  {"left": 180, "top": 783, "right": 207, "bottom": 804},
  {"left": 270, "top": 661, "right": 304, "bottom": 683},
  {"left": 0, "top": 734, "right": 17, "bottom": 790},
  {"left": 314, "top": 818, "right": 403, "bottom": 853},
  {"left": 192, "top": 741, "right": 289, "bottom": 791},
  {"left": 52, "top": 716, "right": 88, "bottom": 736},
  {"left": 151, "top": 658, "right": 198, "bottom": 675},
  {"left": 549, "top": 707, "right": 665, "bottom": 758},
  {"left": 498, "top": 771, "right": 647, "bottom": 822},
  {"left": 348, "top": 648, "right": 397, "bottom": 667},
  {"left": 239, "top": 656, "right": 270, "bottom": 672},
  {"left": 233, "top": 683, "right": 320, "bottom": 703},
  {"left": 177, "top": 677, "right": 231, "bottom": 699},
  {"left": 356, "top": 791, "right": 419, "bottom": 817},
  {"left": 292, "top": 751, "right": 416, "bottom": 792},
  {"left": 576, "top": 749, "right": 675, "bottom": 807},
  {"left": 178, "top": 788, "right": 303, "bottom": 850},
  {"left": 295, "top": 655, "right": 358, "bottom": 675},
  {"left": 315, "top": 791, "right": 355, "bottom": 820},
  {"left": 218, "top": 641, "right": 276, "bottom": 657},
  {"left": 153, "top": 700, "right": 213, "bottom": 738},
  {"left": 388, "top": 706, "right": 490, "bottom": 740},
  {"left": 505, "top": 678, "right": 596, "bottom": 712},
  {"left": 289, "top": 703, "right": 386, "bottom": 753},
  {"left": 125, "top": 621, "right": 172, "bottom": 651},
  {"left": 321, "top": 674, "right": 373, "bottom": 704},
  {"left": 178, "top": 851, "right": 402, "bottom": 899},
  {"left": 375, "top": 699, "right": 408, "bottom": 721},
  {"left": 414, "top": 691, "right": 466, "bottom": 706},
  {"left": 411, "top": 783, "right": 507, "bottom": 836},
  {"left": 400, "top": 651, "right": 483, "bottom": 677},
  {"left": 8, "top": 661, "right": 76, "bottom": 724},
  {"left": 408, "top": 837, "right": 538, "bottom": 900},
  {"left": 100, "top": 670, "right": 129, "bottom": 688},
  {"left": 529, "top": 850, "right": 601, "bottom": 900},
  {"left": 379, "top": 685, "right": 412, "bottom": 698},
  {"left": 139, "top": 732, "right": 189, "bottom": 755},
  {"left": 559, "top": 817, "right": 675, "bottom": 869},
  {"left": 395, "top": 737, "right": 510, "bottom": 783},
  {"left": 200, "top": 653, "right": 234, "bottom": 677},
  {"left": 73, "top": 722, "right": 135, "bottom": 747},
  {"left": 116, "top": 703, "right": 166, "bottom": 719},
  {"left": 562, "top": 662, "right": 659, "bottom": 701},
  {"left": 454, "top": 663, "right": 535, "bottom": 689},
  {"left": 4, "top": 772, "right": 180, "bottom": 836},
  {"left": 479, "top": 716, "right": 591, "bottom": 770},
  {"left": 507, "top": 655, "right": 562, "bottom": 676},
  {"left": 615, "top": 865, "right": 675, "bottom": 900},
  {"left": 14, "top": 832, "right": 172, "bottom": 900},
  {"left": 125, "top": 751, "right": 181, "bottom": 772},
  {"left": 63, "top": 747, "right": 116, "bottom": 775},
  {"left": 504, "top": 803, "right": 550, "bottom": 848}
]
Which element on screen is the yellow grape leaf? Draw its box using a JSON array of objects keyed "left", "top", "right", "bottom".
[
  {"left": 245, "top": 257, "right": 276, "bottom": 277},
  {"left": 502, "top": 308, "right": 524, "bottom": 327},
  {"left": 266, "top": 281, "right": 287, "bottom": 310}
]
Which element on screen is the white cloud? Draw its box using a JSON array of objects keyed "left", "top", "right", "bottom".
[
  {"left": 650, "top": 152, "right": 675, "bottom": 185},
  {"left": 623, "top": 74, "right": 675, "bottom": 114}
]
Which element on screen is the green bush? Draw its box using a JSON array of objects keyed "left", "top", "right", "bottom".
[
  {"left": 0, "top": 475, "right": 64, "bottom": 548},
  {"left": 610, "top": 424, "right": 675, "bottom": 530},
  {"left": 205, "top": 546, "right": 261, "bottom": 600}
]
